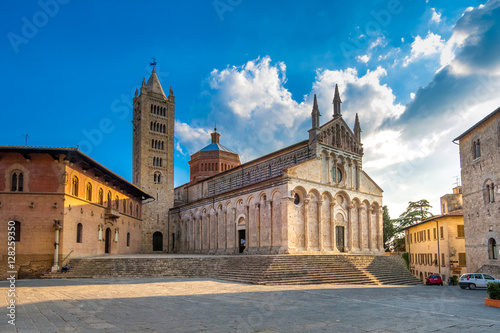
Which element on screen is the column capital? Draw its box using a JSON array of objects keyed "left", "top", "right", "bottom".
[{"left": 317, "top": 199, "right": 323, "bottom": 206}]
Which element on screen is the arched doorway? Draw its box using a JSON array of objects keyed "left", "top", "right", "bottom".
[
  {"left": 489, "top": 238, "right": 498, "bottom": 260},
  {"left": 153, "top": 231, "right": 163, "bottom": 251},
  {"left": 105, "top": 228, "right": 111, "bottom": 254},
  {"left": 237, "top": 217, "right": 246, "bottom": 253}
]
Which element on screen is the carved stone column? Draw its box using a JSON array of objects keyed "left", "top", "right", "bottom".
[
  {"left": 368, "top": 207, "right": 374, "bottom": 251},
  {"left": 348, "top": 160, "right": 353, "bottom": 190},
  {"left": 348, "top": 203, "right": 357, "bottom": 251},
  {"left": 255, "top": 202, "right": 261, "bottom": 250},
  {"left": 317, "top": 199, "right": 323, "bottom": 251},
  {"left": 359, "top": 203, "right": 366, "bottom": 251},
  {"left": 232, "top": 207, "right": 237, "bottom": 253},
  {"left": 215, "top": 211, "right": 219, "bottom": 252},
  {"left": 330, "top": 200, "right": 336, "bottom": 252},
  {"left": 326, "top": 155, "right": 331, "bottom": 184},
  {"left": 223, "top": 209, "right": 228, "bottom": 251},
  {"left": 378, "top": 207, "right": 384, "bottom": 252},
  {"left": 304, "top": 197, "right": 310, "bottom": 251},
  {"left": 200, "top": 215, "right": 204, "bottom": 253},
  {"left": 245, "top": 205, "right": 250, "bottom": 251},
  {"left": 280, "top": 196, "right": 293, "bottom": 253},
  {"left": 268, "top": 199, "right": 273, "bottom": 250}
]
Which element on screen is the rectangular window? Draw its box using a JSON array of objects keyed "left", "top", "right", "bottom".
[
  {"left": 440, "top": 226, "right": 444, "bottom": 239},
  {"left": 433, "top": 228, "right": 437, "bottom": 240},
  {"left": 423, "top": 231, "right": 426, "bottom": 242},
  {"left": 457, "top": 225, "right": 465, "bottom": 238},
  {"left": 458, "top": 253, "right": 466, "bottom": 267},
  {"left": 441, "top": 253, "right": 445, "bottom": 267},
  {"left": 427, "top": 229, "right": 430, "bottom": 240},
  {"left": 434, "top": 253, "right": 438, "bottom": 266}
]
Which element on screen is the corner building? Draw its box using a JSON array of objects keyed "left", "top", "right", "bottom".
[
  {"left": 454, "top": 107, "right": 500, "bottom": 276},
  {"left": 169, "top": 88, "right": 384, "bottom": 255}
]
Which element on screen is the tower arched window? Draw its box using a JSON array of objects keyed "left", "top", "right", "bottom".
[
  {"left": 99, "top": 188, "right": 104, "bottom": 205},
  {"left": 127, "top": 232, "right": 130, "bottom": 247},
  {"left": 160, "top": 158, "right": 162, "bottom": 167},
  {"left": 72, "top": 176, "right": 79, "bottom": 196},
  {"left": 11, "top": 171, "right": 24, "bottom": 192},
  {"left": 154, "top": 105, "right": 157, "bottom": 114},
  {"left": 151, "top": 105, "right": 153, "bottom": 113},
  {"left": 152, "top": 139, "right": 155, "bottom": 148},
  {"left": 473, "top": 139, "right": 481, "bottom": 159},
  {"left": 76, "top": 223, "right": 83, "bottom": 243},
  {"left": 487, "top": 183, "right": 495, "bottom": 203},
  {"left": 86, "top": 183, "right": 92, "bottom": 201},
  {"left": 150, "top": 122, "right": 153, "bottom": 131},
  {"left": 489, "top": 238, "right": 498, "bottom": 260},
  {"left": 162, "top": 141, "right": 164, "bottom": 150}
]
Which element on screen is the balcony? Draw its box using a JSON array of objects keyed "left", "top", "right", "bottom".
[{"left": 105, "top": 207, "right": 120, "bottom": 219}]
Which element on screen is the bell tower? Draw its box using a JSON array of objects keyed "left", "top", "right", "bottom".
[{"left": 132, "top": 68, "right": 175, "bottom": 253}]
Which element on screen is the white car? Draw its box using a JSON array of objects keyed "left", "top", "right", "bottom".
[{"left": 459, "top": 273, "right": 500, "bottom": 290}]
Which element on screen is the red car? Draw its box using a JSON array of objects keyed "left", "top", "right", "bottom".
[{"left": 426, "top": 274, "right": 443, "bottom": 286}]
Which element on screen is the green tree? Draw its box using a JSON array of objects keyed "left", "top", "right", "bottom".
[
  {"left": 382, "top": 205, "right": 394, "bottom": 251},
  {"left": 396, "top": 199, "right": 434, "bottom": 228}
]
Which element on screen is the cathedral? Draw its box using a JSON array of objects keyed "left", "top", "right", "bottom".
[{"left": 135, "top": 69, "right": 384, "bottom": 255}]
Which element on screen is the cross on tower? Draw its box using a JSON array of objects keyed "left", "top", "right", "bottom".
[{"left": 150, "top": 57, "right": 157, "bottom": 68}]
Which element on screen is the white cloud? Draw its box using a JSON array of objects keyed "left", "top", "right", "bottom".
[
  {"left": 356, "top": 55, "right": 370, "bottom": 63},
  {"left": 430, "top": 8, "right": 442, "bottom": 23},
  {"left": 174, "top": 120, "right": 211, "bottom": 155},
  {"left": 410, "top": 92, "right": 415, "bottom": 99},
  {"left": 404, "top": 31, "right": 445, "bottom": 66}
]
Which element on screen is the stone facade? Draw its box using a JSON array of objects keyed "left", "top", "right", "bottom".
[
  {"left": 455, "top": 107, "right": 500, "bottom": 274},
  {"left": 0, "top": 147, "right": 151, "bottom": 278},
  {"left": 132, "top": 69, "right": 175, "bottom": 253},
  {"left": 440, "top": 186, "right": 463, "bottom": 214},
  {"left": 169, "top": 90, "right": 384, "bottom": 255}
]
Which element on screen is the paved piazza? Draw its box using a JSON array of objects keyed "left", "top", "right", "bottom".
[{"left": 1, "top": 278, "right": 499, "bottom": 332}]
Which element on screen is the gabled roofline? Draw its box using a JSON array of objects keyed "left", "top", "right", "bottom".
[
  {"left": 400, "top": 210, "right": 463, "bottom": 230},
  {"left": 453, "top": 106, "right": 500, "bottom": 142},
  {"left": 0, "top": 146, "right": 154, "bottom": 200}
]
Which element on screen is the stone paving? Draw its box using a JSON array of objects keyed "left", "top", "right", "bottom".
[{"left": 1, "top": 278, "right": 499, "bottom": 332}]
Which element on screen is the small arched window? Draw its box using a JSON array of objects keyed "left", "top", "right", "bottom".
[
  {"left": 86, "top": 183, "right": 92, "bottom": 201},
  {"left": 11, "top": 171, "right": 24, "bottom": 192},
  {"left": 136, "top": 205, "right": 139, "bottom": 218},
  {"left": 150, "top": 122, "right": 153, "bottom": 131},
  {"left": 98, "top": 188, "right": 104, "bottom": 205},
  {"left": 107, "top": 191, "right": 112, "bottom": 207},
  {"left": 11, "top": 221, "right": 21, "bottom": 242},
  {"left": 127, "top": 232, "right": 130, "bottom": 247},
  {"left": 76, "top": 223, "right": 83, "bottom": 243},
  {"left": 473, "top": 139, "right": 481, "bottom": 159},
  {"left": 115, "top": 196, "right": 119, "bottom": 209},
  {"left": 152, "top": 139, "right": 155, "bottom": 148},
  {"left": 72, "top": 176, "right": 79, "bottom": 196},
  {"left": 489, "top": 238, "right": 498, "bottom": 260},
  {"left": 122, "top": 199, "right": 126, "bottom": 212}
]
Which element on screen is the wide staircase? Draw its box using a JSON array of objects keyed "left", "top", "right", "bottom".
[{"left": 44, "top": 255, "right": 422, "bottom": 286}]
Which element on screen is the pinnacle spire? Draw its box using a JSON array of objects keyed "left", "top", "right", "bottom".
[
  {"left": 333, "top": 84, "right": 342, "bottom": 118},
  {"left": 311, "top": 94, "right": 321, "bottom": 129},
  {"left": 354, "top": 113, "right": 362, "bottom": 141},
  {"left": 145, "top": 68, "right": 166, "bottom": 97}
]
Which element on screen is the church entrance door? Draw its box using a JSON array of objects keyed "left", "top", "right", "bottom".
[
  {"left": 153, "top": 231, "right": 163, "bottom": 251},
  {"left": 105, "top": 228, "right": 111, "bottom": 254},
  {"left": 238, "top": 230, "right": 246, "bottom": 253},
  {"left": 336, "top": 226, "right": 344, "bottom": 252}
]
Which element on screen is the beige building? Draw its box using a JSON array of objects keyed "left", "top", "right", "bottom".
[
  {"left": 0, "top": 147, "right": 152, "bottom": 279},
  {"left": 404, "top": 196, "right": 465, "bottom": 284},
  {"left": 454, "top": 106, "right": 500, "bottom": 276},
  {"left": 167, "top": 89, "right": 384, "bottom": 255}
]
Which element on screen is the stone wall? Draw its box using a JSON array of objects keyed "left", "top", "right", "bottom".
[{"left": 458, "top": 109, "right": 500, "bottom": 272}]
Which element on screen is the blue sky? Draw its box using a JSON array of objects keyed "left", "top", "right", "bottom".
[{"left": 2, "top": 0, "right": 500, "bottom": 217}]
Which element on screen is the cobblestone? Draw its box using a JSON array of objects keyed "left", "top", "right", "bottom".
[{"left": 1, "top": 278, "right": 499, "bottom": 332}]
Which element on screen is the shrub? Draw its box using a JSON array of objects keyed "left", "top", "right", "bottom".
[
  {"left": 450, "top": 276, "right": 459, "bottom": 286},
  {"left": 487, "top": 282, "right": 500, "bottom": 300},
  {"left": 401, "top": 252, "right": 409, "bottom": 270}
]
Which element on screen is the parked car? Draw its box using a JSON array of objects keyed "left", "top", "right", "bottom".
[
  {"left": 459, "top": 273, "right": 500, "bottom": 290},
  {"left": 425, "top": 274, "right": 443, "bottom": 286}
]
